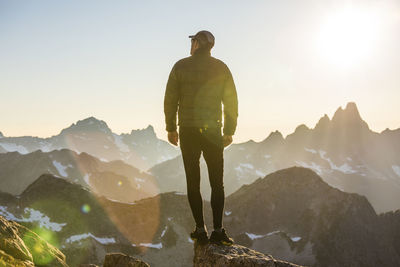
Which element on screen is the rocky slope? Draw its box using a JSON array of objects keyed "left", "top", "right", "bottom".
[
  {"left": 0, "top": 174, "right": 193, "bottom": 266},
  {"left": 0, "top": 215, "right": 68, "bottom": 266},
  {"left": 0, "top": 117, "right": 179, "bottom": 170},
  {"left": 224, "top": 166, "right": 400, "bottom": 266},
  {"left": 0, "top": 215, "right": 151, "bottom": 267}
]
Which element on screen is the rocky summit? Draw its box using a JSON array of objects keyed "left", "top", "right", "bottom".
[
  {"left": 194, "top": 243, "right": 304, "bottom": 267},
  {"left": 103, "top": 253, "right": 150, "bottom": 267}
]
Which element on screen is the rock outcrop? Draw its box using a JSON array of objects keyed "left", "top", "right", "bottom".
[
  {"left": 103, "top": 253, "right": 150, "bottom": 267},
  {"left": 0, "top": 215, "right": 68, "bottom": 267},
  {"left": 194, "top": 243, "right": 304, "bottom": 267},
  {"left": 79, "top": 253, "right": 150, "bottom": 267}
]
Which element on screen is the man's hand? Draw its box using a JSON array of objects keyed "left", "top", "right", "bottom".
[
  {"left": 222, "top": 134, "right": 233, "bottom": 147},
  {"left": 168, "top": 131, "right": 179, "bottom": 146}
]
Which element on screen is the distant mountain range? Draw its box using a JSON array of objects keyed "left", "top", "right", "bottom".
[
  {"left": 1, "top": 102, "right": 399, "bottom": 213},
  {"left": 150, "top": 102, "right": 400, "bottom": 213},
  {"left": 0, "top": 117, "right": 180, "bottom": 171},
  {"left": 1, "top": 167, "right": 399, "bottom": 266}
]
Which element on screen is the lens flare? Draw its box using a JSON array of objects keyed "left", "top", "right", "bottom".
[
  {"left": 81, "top": 204, "right": 91, "bottom": 214},
  {"left": 22, "top": 226, "right": 59, "bottom": 265}
]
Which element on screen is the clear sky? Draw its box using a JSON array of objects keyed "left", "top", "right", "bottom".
[{"left": 1, "top": 0, "right": 399, "bottom": 143}]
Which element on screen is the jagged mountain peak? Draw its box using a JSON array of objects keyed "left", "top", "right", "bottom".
[
  {"left": 0, "top": 131, "right": 3, "bottom": 138},
  {"left": 285, "top": 124, "right": 311, "bottom": 142},
  {"left": 314, "top": 113, "right": 330, "bottom": 130},
  {"left": 331, "top": 102, "right": 370, "bottom": 132},
  {"left": 128, "top": 124, "right": 157, "bottom": 139},
  {"left": 262, "top": 130, "right": 284, "bottom": 143},
  {"left": 294, "top": 124, "right": 310, "bottom": 133},
  {"left": 76, "top": 116, "right": 109, "bottom": 128},
  {"left": 332, "top": 102, "right": 362, "bottom": 122},
  {"left": 381, "top": 127, "right": 400, "bottom": 135},
  {"left": 60, "top": 116, "right": 112, "bottom": 135}
]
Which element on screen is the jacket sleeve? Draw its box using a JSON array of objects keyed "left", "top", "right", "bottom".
[
  {"left": 164, "top": 63, "right": 180, "bottom": 132},
  {"left": 222, "top": 65, "right": 238, "bottom": 136}
]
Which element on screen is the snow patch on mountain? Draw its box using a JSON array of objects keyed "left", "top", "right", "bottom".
[
  {"left": 235, "top": 163, "right": 254, "bottom": 172},
  {"left": 319, "top": 150, "right": 357, "bottom": 174},
  {"left": 113, "top": 133, "right": 130, "bottom": 152},
  {"left": 74, "top": 134, "right": 89, "bottom": 140},
  {"left": 333, "top": 163, "right": 357, "bottom": 174},
  {"left": 161, "top": 225, "right": 168, "bottom": 237},
  {"left": 255, "top": 170, "right": 266, "bottom": 177},
  {"left": 39, "top": 141, "right": 52, "bottom": 152},
  {"left": 0, "top": 142, "right": 29, "bottom": 154},
  {"left": 245, "top": 230, "right": 280, "bottom": 240},
  {"left": 65, "top": 233, "right": 116, "bottom": 245},
  {"left": 241, "top": 163, "right": 254, "bottom": 169},
  {"left": 304, "top": 147, "right": 317, "bottom": 154},
  {"left": 53, "top": 160, "right": 69, "bottom": 177},
  {"left": 295, "top": 161, "right": 323, "bottom": 175},
  {"left": 140, "top": 242, "right": 162, "bottom": 249},
  {"left": 83, "top": 173, "right": 90, "bottom": 185},
  {"left": 235, "top": 163, "right": 255, "bottom": 179},
  {"left": 291, "top": 237, "right": 302, "bottom": 242},
  {"left": 135, "top": 177, "right": 145, "bottom": 183},
  {"left": 246, "top": 230, "right": 302, "bottom": 243},
  {"left": 0, "top": 206, "right": 66, "bottom": 231},
  {"left": 392, "top": 165, "right": 400, "bottom": 177}
]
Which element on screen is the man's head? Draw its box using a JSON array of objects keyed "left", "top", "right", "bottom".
[{"left": 189, "top": 30, "right": 215, "bottom": 55}]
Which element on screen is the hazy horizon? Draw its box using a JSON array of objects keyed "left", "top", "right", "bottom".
[
  {"left": 1, "top": 0, "right": 400, "bottom": 143},
  {"left": 0, "top": 101, "right": 397, "bottom": 144}
]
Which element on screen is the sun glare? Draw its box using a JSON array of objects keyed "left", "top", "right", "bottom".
[{"left": 316, "top": 6, "right": 381, "bottom": 69}]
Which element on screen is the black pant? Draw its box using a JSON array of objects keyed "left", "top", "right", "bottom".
[{"left": 179, "top": 126, "right": 225, "bottom": 229}]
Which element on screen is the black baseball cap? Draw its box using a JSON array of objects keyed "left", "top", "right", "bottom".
[{"left": 189, "top": 30, "right": 215, "bottom": 48}]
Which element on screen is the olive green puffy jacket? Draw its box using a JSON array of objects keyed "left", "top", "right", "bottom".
[{"left": 163, "top": 48, "right": 238, "bottom": 136}]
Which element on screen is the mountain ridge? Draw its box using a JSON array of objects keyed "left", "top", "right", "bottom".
[
  {"left": 1, "top": 166, "right": 399, "bottom": 266},
  {"left": 0, "top": 116, "right": 179, "bottom": 170},
  {"left": 149, "top": 102, "right": 400, "bottom": 212}
]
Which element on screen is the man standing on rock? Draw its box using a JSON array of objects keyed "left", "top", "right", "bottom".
[{"left": 164, "top": 30, "right": 238, "bottom": 245}]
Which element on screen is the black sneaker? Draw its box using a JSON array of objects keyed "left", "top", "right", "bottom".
[
  {"left": 190, "top": 228, "right": 209, "bottom": 245},
  {"left": 209, "top": 228, "right": 234, "bottom": 246}
]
